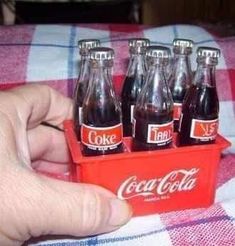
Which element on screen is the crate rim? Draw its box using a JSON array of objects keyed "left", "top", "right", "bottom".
[{"left": 63, "top": 120, "right": 231, "bottom": 164}]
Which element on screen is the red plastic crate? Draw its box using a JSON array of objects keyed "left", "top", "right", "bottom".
[{"left": 64, "top": 120, "right": 231, "bottom": 216}]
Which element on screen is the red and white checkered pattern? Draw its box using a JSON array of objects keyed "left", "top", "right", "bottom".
[{"left": 0, "top": 24, "right": 235, "bottom": 246}]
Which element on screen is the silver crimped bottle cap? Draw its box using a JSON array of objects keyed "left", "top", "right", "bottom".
[
  {"left": 78, "top": 39, "right": 100, "bottom": 50},
  {"left": 173, "top": 38, "right": 193, "bottom": 48},
  {"left": 129, "top": 38, "right": 150, "bottom": 54},
  {"left": 128, "top": 38, "right": 150, "bottom": 48},
  {"left": 197, "top": 47, "right": 220, "bottom": 58},
  {"left": 146, "top": 46, "right": 171, "bottom": 58},
  {"left": 89, "top": 47, "right": 114, "bottom": 60},
  {"left": 173, "top": 38, "right": 193, "bottom": 55}
]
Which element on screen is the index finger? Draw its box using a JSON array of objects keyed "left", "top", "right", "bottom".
[{"left": 0, "top": 84, "right": 73, "bottom": 130}]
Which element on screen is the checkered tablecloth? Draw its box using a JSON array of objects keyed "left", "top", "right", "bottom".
[{"left": 0, "top": 24, "right": 235, "bottom": 246}]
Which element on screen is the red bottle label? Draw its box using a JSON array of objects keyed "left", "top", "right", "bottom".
[
  {"left": 190, "top": 119, "right": 219, "bottom": 140},
  {"left": 173, "top": 103, "right": 182, "bottom": 120},
  {"left": 147, "top": 121, "right": 174, "bottom": 145},
  {"left": 81, "top": 123, "right": 123, "bottom": 150}
]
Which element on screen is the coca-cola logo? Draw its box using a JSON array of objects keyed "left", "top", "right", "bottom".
[{"left": 117, "top": 168, "right": 199, "bottom": 200}]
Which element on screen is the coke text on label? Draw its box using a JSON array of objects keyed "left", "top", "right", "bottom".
[
  {"left": 117, "top": 168, "right": 199, "bottom": 200},
  {"left": 147, "top": 121, "right": 173, "bottom": 145},
  {"left": 190, "top": 119, "right": 218, "bottom": 140},
  {"left": 81, "top": 123, "right": 123, "bottom": 150},
  {"left": 173, "top": 103, "right": 182, "bottom": 120}
]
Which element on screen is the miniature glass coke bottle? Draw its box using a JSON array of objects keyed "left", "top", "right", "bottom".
[
  {"left": 73, "top": 39, "right": 100, "bottom": 140},
  {"left": 178, "top": 47, "right": 220, "bottom": 146},
  {"left": 132, "top": 46, "right": 174, "bottom": 151},
  {"left": 168, "top": 38, "right": 193, "bottom": 132},
  {"left": 81, "top": 47, "right": 123, "bottom": 156},
  {"left": 121, "top": 38, "right": 150, "bottom": 136}
]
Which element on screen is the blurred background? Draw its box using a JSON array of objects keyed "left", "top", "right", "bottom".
[{"left": 1, "top": 0, "right": 235, "bottom": 36}]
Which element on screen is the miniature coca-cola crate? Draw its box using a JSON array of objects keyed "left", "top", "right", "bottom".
[{"left": 64, "top": 120, "right": 230, "bottom": 216}]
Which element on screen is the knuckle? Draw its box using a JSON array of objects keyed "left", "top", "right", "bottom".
[{"left": 78, "top": 186, "right": 108, "bottom": 235}]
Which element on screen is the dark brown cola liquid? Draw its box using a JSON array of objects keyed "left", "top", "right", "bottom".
[
  {"left": 82, "top": 101, "right": 123, "bottom": 156},
  {"left": 170, "top": 84, "right": 188, "bottom": 132},
  {"left": 121, "top": 75, "right": 145, "bottom": 136},
  {"left": 179, "top": 85, "right": 219, "bottom": 146},
  {"left": 73, "top": 80, "right": 88, "bottom": 140},
  {"left": 169, "top": 73, "right": 191, "bottom": 132},
  {"left": 132, "top": 105, "right": 173, "bottom": 151}
]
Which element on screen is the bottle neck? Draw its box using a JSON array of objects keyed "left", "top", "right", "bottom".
[
  {"left": 137, "top": 59, "right": 173, "bottom": 112},
  {"left": 148, "top": 63, "right": 167, "bottom": 87},
  {"left": 173, "top": 53, "right": 192, "bottom": 74},
  {"left": 78, "top": 55, "right": 90, "bottom": 82},
  {"left": 194, "top": 63, "right": 216, "bottom": 87},
  {"left": 148, "top": 57, "right": 168, "bottom": 75},
  {"left": 88, "top": 63, "right": 116, "bottom": 98},
  {"left": 127, "top": 53, "right": 146, "bottom": 77},
  {"left": 144, "top": 60, "right": 169, "bottom": 95},
  {"left": 169, "top": 53, "right": 192, "bottom": 88}
]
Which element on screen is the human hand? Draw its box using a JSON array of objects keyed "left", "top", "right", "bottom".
[{"left": 0, "top": 85, "right": 132, "bottom": 246}]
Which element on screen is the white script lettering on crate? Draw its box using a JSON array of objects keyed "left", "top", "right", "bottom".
[{"left": 117, "top": 168, "right": 199, "bottom": 200}]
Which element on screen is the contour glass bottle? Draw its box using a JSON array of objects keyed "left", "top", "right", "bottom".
[
  {"left": 132, "top": 46, "right": 174, "bottom": 151},
  {"left": 73, "top": 39, "right": 100, "bottom": 140},
  {"left": 179, "top": 47, "right": 220, "bottom": 146},
  {"left": 121, "top": 38, "right": 150, "bottom": 136},
  {"left": 168, "top": 38, "right": 193, "bottom": 132},
  {"left": 81, "top": 47, "right": 123, "bottom": 156}
]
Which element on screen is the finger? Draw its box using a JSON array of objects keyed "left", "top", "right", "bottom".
[
  {"left": 0, "top": 85, "right": 73, "bottom": 167},
  {"left": 38, "top": 176, "right": 132, "bottom": 236},
  {"left": 33, "top": 162, "right": 71, "bottom": 182},
  {"left": 0, "top": 169, "right": 132, "bottom": 245},
  {"left": 0, "top": 111, "right": 20, "bottom": 167},
  {"left": 28, "top": 125, "right": 70, "bottom": 163},
  {"left": 0, "top": 84, "right": 73, "bottom": 130},
  {"left": 32, "top": 160, "right": 69, "bottom": 174}
]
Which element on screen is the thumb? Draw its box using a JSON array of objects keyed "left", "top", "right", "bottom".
[{"left": 1, "top": 169, "right": 132, "bottom": 245}]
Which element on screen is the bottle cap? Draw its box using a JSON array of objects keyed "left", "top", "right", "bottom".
[
  {"left": 129, "top": 38, "right": 150, "bottom": 54},
  {"left": 129, "top": 38, "right": 150, "bottom": 48},
  {"left": 78, "top": 39, "right": 100, "bottom": 55},
  {"left": 173, "top": 38, "right": 193, "bottom": 55},
  {"left": 146, "top": 46, "right": 171, "bottom": 59},
  {"left": 89, "top": 47, "right": 115, "bottom": 60},
  {"left": 197, "top": 47, "right": 220, "bottom": 58},
  {"left": 197, "top": 47, "right": 220, "bottom": 65}
]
